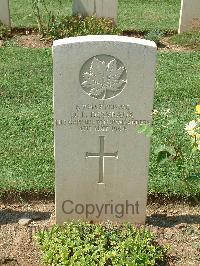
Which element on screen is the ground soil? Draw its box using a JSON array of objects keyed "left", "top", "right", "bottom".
[
  {"left": 13, "top": 33, "right": 52, "bottom": 48},
  {"left": 0, "top": 31, "right": 195, "bottom": 51},
  {"left": 0, "top": 200, "right": 199, "bottom": 266}
]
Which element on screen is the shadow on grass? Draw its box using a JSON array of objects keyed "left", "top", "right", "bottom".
[{"left": 147, "top": 214, "right": 200, "bottom": 228}]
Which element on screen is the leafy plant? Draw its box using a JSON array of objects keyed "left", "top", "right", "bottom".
[
  {"left": 31, "top": 0, "right": 120, "bottom": 38},
  {"left": 44, "top": 15, "right": 121, "bottom": 40},
  {"left": 0, "top": 23, "right": 11, "bottom": 40},
  {"left": 31, "top": 0, "right": 47, "bottom": 33},
  {"left": 138, "top": 105, "right": 200, "bottom": 203},
  {"left": 185, "top": 106, "right": 200, "bottom": 152},
  {"left": 144, "top": 30, "right": 164, "bottom": 45},
  {"left": 31, "top": 0, "right": 63, "bottom": 34},
  {"left": 137, "top": 124, "right": 153, "bottom": 138},
  {"left": 36, "top": 221, "right": 167, "bottom": 265}
]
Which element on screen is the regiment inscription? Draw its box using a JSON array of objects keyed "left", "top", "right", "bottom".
[{"left": 55, "top": 103, "right": 150, "bottom": 132}]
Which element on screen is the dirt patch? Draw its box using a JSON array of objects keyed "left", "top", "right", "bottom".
[
  {"left": 13, "top": 33, "right": 52, "bottom": 48},
  {"left": 1, "top": 31, "right": 197, "bottom": 51},
  {"left": 147, "top": 203, "right": 200, "bottom": 265},
  {"left": 0, "top": 201, "right": 54, "bottom": 266},
  {"left": 160, "top": 37, "right": 193, "bottom": 52},
  {"left": 0, "top": 201, "right": 199, "bottom": 266}
]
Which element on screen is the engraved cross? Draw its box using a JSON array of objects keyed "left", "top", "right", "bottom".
[{"left": 86, "top": 136, "right": 118, "bottom": 184}]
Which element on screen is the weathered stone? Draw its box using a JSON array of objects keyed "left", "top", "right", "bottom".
[
  {"left": 72, "top": 0, "right": 118, "bottom": 23},
  {"left": 0, "top": 0, "right": 11, "bottom": 27},
  {"left": 175, "top": 223, "right": 187, "bottom": 229},
  {"left": 53, "top": 35, "right": 157, "bottom": 225},
  {"left": 18, "top": 218, "right": 32, "bottom": 226},
  {"left": 179, "top": 0, "right": 200, "bottom": 33}
]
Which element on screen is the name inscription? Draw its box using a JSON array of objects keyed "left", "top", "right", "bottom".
[{"left": 55, "top": 103, "right": 151, "bottom": 132}]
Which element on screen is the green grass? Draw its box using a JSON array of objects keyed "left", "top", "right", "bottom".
[
  {"left": 118, "top": 0, "right": 180, "bottom": 32},
  {"left": 0, "top": 48, "right": 54, "bottom": 192},
  {"left": 168, "top": 32, "right": 200, "bottom": 51},
  {"left": 0, "top": 48, "right": 199, "bottom": 197},
  {"left": 10, "top": 0, "right": 72, "bottom": 28},
  {"left": 10, "top": 0, "right": 181, "bottom": 32}
]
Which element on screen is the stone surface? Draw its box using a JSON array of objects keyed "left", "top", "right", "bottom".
[
  {"left": 72, "top": 0, "right": 118, "bottom": 23},
  {"left": 0, "top": 0, "right": 10, "bottom": 27},
  {"left": 53, "top": 35, "right": 157, "bottom": 225},
  {"left": 175, "top": 223, "right": 187, "bottom": 229},
  {"left": 18, "top": 218, "right": 32, "bottom": 226},
  {"left": 179, "top": 0, "right": 200, "bottom": 33}
]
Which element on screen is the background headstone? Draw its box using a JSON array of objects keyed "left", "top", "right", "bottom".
[
  {"left": 179, "top": 0, "right": 200, "bottom": 33},
  {"left": 0, "top": 0, "right": 10, "bottom": 27},
  {"left": 72, "top": 0, "right": 118, "bottom": 23},
  {"left": 53, "top": 35, "right": 157, "bottom": 225}
]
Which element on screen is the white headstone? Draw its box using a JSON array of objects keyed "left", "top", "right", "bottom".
[
  {"left": 179, "top": 0, "right": 200, "bottom": 33},
  {"left": 54, "top": 35, "right": 157, "bottom": 225},
  {"left": 0, "top": 0, "right": 10, "bottom": 27},
  {"left": 72, "top": 0, "right": 118, "bottom": 23}
]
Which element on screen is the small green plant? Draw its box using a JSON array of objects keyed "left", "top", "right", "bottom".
[
  {"left": 44, "top": 15, "right": 121, "bottom": 40},
  {"left": 31, "top": 0, "right": 120, "bottom": 38},
  {"left": 144, "top": 30, "right": 164, "bottom": 45},
  {"left": 31, "top": 0, "right": 63, "bottom": 34},
  {"left": 0, "top": 23, "right": 11, "bottom": 40},
  {"left": 31, "top": 0, "right": 48, "bottom": 33},
  {"left": 185, "top": 105, "right": 200, "bottom": 152},
  {"left": 36, "top": 221, "right": 167, "bottom": 265},
  {"left": 138, "top": 105, "right": 200, "bottom": 202}
]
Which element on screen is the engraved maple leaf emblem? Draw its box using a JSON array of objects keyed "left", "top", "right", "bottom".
[{"left": 81, "top": 57, "right": 127, "bottom": 100}]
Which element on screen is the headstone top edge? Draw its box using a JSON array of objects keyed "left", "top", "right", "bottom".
[{"left": 53, "top": 35, "right": 157, "bottom": 49}]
